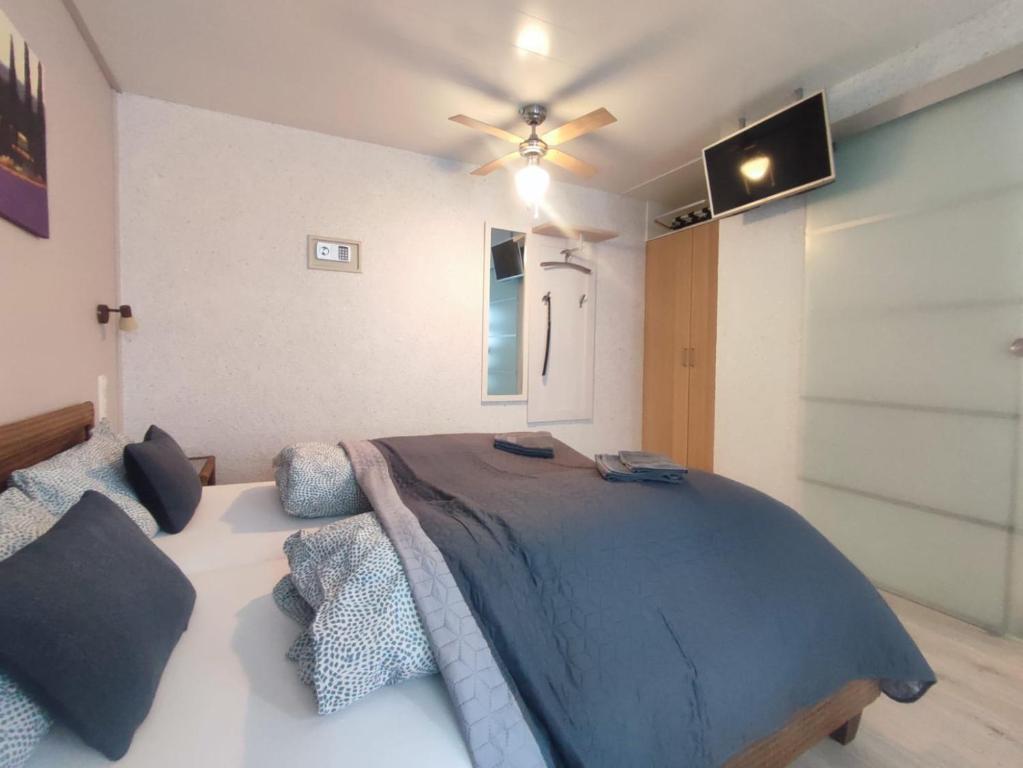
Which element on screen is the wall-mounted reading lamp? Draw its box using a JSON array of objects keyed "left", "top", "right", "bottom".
[{"left": 96, "top": 304, "right": 138, "bottom": 332}]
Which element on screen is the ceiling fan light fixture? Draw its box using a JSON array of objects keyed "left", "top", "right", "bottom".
[
  {"left": 452, "top": 103, "right": 614, "bottom": 183},
  {"left": 515, "top": 158, "right": 550, "bottom": 213}
]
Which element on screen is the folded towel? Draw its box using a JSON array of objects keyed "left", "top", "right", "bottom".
[
  {"left": 494, "top": 431, "right": 555, "bottom": 459},
  {"left": 595, "top": 453, "right": 685, "bottom": 484},
  {"left": 618, "top": 451, "right": 687, "bottom": 474}
]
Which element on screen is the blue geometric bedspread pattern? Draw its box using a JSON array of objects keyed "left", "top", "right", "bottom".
[{"left": 345, "top": 435, "right": 935, "bottom": 768}]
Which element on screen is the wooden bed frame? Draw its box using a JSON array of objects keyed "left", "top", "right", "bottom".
[
  {"left": 0, "top": 403, "right": 880, "bottom": 767},
  {"left": 0, "top": 402, "right": 94, "bottom": 488}
]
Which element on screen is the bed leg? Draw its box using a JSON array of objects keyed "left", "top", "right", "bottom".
[{"left": 829, "top": 713, "right": 862, "bottom": 746}]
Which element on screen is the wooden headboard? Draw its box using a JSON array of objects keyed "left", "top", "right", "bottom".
[{"left": 0, "top": 403, "right": 95, "bottom": 488}]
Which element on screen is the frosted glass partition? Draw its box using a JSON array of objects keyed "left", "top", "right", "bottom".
[{"left": 802, "top": 74, "right": 1023, "bottom": 634}]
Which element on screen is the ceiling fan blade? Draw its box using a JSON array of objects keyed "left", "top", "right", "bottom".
[
  {"left": 449, "top": 115, "right": 525, "bottom": 144},
  {"left": 471, "top": 151, "right": 521, "bottom": 176},
  {"left": 545, "top": 149, "right": 598, "bottom": 178},
  {"left": 541, "top": 108, "right": 617, "bottom": 146}
]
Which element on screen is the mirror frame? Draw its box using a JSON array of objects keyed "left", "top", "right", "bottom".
[{"left": 481, "top": 222, "right": 529, "bottom": 403}]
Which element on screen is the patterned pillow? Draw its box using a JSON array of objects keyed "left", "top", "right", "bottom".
[
  {"left": 272, "top": 575, "right": 315, "bottom": 627},
  {"left": 0, "top": 488, "right": 56, "bottom": 561},
  {"left": 0, "top": 672, "right": 51, "bottom": 768},
  {"left": 272, "top": 578, "right": 317, "bottom": 686},
  {"left": 279, "top": 514, "right": 436, "bottom": 714},
  {"left": 273, "top": 443, "right": 371, "bottom": 519},
  {"left": 0, "top": 489, "right": 54, "bottom": 768},
  {"left": 8, "top": 420, "right": 158, "bottom": 538}
]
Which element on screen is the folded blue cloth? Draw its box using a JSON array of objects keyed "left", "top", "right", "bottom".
[
  {"left": 595, "top": 453, "right": 686, "bottom": 484},
  {"left": 617, "top": 451, "right": 686, "bottom": 473},
  {"left": 494, "top": 432, "right": 555, "bottom": 459}
]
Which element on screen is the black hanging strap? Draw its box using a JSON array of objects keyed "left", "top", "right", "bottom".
[{"left": 541, "top": 292, "right": 552, "bottom": 377}]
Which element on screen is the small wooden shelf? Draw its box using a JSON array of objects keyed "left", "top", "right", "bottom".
[{"left": 531, "top": 222, "right": 619, "bottom": 243}]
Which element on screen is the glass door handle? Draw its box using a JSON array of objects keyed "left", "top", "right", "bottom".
[{"left": 1012, "top": 338, "right": 1023, "bottom": 357}]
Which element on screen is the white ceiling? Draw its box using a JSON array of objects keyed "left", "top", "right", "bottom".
[{"left": 73, "top": 0, "right": 1002, "bottom": 205}]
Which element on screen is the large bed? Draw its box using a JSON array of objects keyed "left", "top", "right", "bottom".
[
  {"left": 30, "top": 481, "right": 474, "bottom": 768},
  {"left": 0, "top": 404, "right": 932, "bottom": 767}
]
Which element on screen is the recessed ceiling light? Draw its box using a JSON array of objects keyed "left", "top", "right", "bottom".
[{"left": 516, "top": 25, "right": 550, "bottom": 57}]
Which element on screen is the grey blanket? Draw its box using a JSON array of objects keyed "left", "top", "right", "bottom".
[{"left": 345, "top": 434, "right": 934, "bottom": 768}]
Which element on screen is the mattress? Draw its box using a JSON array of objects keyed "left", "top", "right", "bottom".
[
  {"left": 151, "top": 482, "right": 331, "bottom": 577},
  {"left": 28, "top": 483, "right": 472, "bottom": 768}
]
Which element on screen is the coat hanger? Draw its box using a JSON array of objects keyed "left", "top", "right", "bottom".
[{"left": 540, "top": 246, "right": 592, "bottom": 274}]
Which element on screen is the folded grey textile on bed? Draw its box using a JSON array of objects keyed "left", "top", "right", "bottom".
[
  {"left": 595, "top": 452, "right": 686, "bottom": 483},
  {"left": 494, "top": 431, "right": 555, "bottom": 458},
  {"left": 275, "top": 513, "right": 436, "bottom": 714},
  {"left": 618, "top": 451, "right": 686, "bottom": 473}
]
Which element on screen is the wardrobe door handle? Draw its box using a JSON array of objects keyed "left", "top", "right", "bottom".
[
  {"left": 681, "top": 347, "right": 689, "bottom": 367},
  {"left": 690, "top": 347, "right": 695, "bottom": 368}
]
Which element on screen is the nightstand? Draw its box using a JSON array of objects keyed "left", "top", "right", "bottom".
[{"left": 188, "top": 455, "right": 217, "bottom": 487}]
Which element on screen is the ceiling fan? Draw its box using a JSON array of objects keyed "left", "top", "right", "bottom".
[{"left": 449, "top": 104, "right": 617, "bottom": 210}]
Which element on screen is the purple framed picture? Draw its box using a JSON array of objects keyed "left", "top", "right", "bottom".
[{"left": 0, "top": 9, "right": 48, "bottom": 239}]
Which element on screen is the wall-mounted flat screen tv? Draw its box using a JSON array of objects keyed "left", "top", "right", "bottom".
[
  {"left": 492, "top": 238, "right": 524, "bottom": 281},
  {"left": 703, "top": 91, "right": 835, "bottom": 218}
]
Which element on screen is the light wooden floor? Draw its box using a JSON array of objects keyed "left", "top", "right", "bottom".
[{"left": 794, "top": 592, "right": 1023, "bottom": 768}]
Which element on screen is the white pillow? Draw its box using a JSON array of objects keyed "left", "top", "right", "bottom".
[
  {"left": 8, "top": 420, "right": 158, "bottom": 537},
  {"left": 272, "top": 443, "right": 371, "bottom": 519}
]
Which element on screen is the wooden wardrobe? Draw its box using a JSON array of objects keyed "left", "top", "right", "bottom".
[{"left": 642, "top": 221, "right": 718, "bottom": 471}]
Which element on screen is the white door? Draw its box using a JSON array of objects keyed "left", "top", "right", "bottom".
[{"left": 526, "top": 237, "right": 596, "bottom": 423}]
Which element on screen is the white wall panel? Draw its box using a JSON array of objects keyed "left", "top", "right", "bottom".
[{"left": 714, "top": 198, "right": 806, "bottom": 510}]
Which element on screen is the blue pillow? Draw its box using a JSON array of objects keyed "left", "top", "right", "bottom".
[
  {"left": 0, "top": 491, "right": 195, "bottom": 760},
  {"left": 124, "top": 425, "right": 202, "bottom": 534}
]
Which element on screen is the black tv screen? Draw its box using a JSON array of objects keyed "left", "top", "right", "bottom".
[
  {"left": 492, "top": 238, "right": 524, "bottom": 281},
  {"left": 703, "top": 92, "right": 835, "bottom": 218}
]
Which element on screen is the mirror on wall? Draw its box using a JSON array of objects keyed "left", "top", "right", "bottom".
[{"left": 482, "top": 225, "right": 528, "bottom": 401}]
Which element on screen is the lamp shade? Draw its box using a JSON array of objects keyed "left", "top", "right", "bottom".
[
  {"left": 515, "top": 161, "right": 550, "bottom": 207},
  {"left": 117, "top": 305, "right": 138, "bottom": 332}
]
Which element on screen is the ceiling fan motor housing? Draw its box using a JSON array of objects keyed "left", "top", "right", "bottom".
[
  {"left": 519, "top": 104, "right": 549, "bottom": 160},
  {"left": 519, "top": 103, "right": 548, "bottom": 127},
  {"left": 519, "top": 136, "right": 548, "bottom": 160}
]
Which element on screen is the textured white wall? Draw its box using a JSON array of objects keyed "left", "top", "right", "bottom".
[
  {"left": 714, "top": 197, "right": 806, "bottom": 510},
  {"left": 117, "top": 95, "right": 646, "bottom": 482}
]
